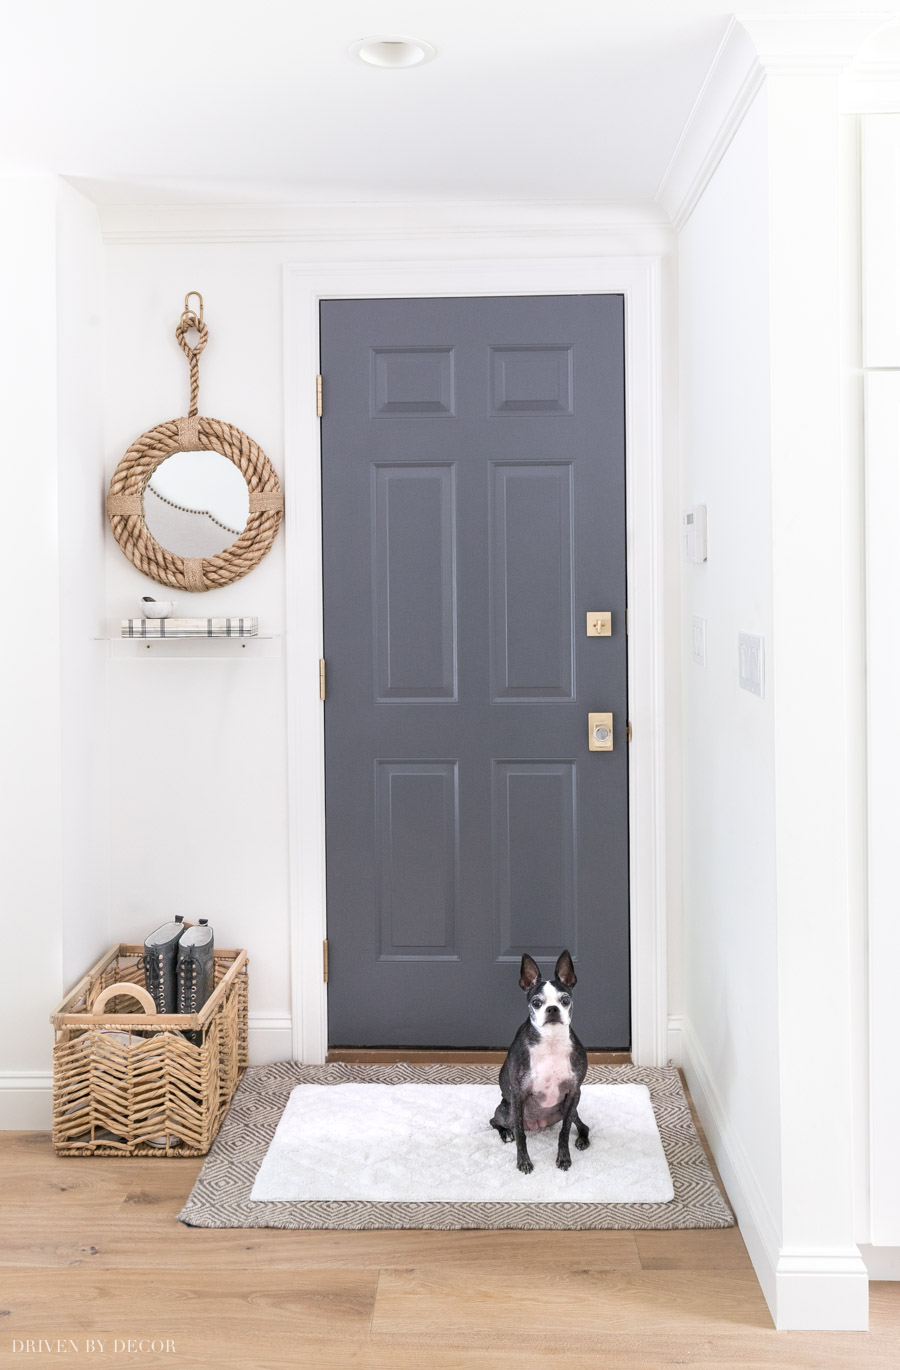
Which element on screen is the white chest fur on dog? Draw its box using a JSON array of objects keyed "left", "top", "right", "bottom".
[{"left": 527, "top": 1025, "right": 573, "bottom": 1105}]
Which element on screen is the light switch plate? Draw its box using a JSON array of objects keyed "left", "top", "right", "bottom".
[
  {"left": 692, "top": 615, "right": 707, "bottom": 667},
  {"left": 738, "top": 633, "right": 764, "bottom": 697}
]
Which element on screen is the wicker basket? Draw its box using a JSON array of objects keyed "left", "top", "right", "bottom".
[{"left": 50, "top": 942, "right": 248, "bottom": 1157}]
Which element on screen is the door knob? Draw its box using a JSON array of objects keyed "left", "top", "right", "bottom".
[{"left": 588, "top": 712, "right": 614, "bottom": 751}]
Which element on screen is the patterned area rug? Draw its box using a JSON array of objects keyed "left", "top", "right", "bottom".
[{"left": 177, "top": 1062, "right": 734, "bottom": 1230}]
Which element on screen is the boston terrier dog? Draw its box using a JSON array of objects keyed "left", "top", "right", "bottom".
[{"left": 490, "top": 949, "right": 590, "bottom": 1174}]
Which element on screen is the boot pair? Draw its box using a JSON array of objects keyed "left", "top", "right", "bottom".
[{"left": 142, "top": 917, "right": 215, "bottom": 1035}]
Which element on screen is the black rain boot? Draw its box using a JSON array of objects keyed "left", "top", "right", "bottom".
[
  {"left": 142, "top": 916, "right": 186, "bottom": 1013},
  {"left": 177, "top": 919, "right": 215, "bottom": 1045}
]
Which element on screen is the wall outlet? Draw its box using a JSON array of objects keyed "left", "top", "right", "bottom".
[
  {"left": 691, "top": 615, "right": 707, "bottom": 666},
  {"left": 738, "top": 633, "right": 764, "bottom": 697}
]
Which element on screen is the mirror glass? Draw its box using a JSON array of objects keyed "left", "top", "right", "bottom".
[{"left": 144, "top": 451, "right": 250, "bottom": 558}]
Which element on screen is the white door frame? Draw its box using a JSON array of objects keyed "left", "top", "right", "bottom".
[{"left": 283, "top": 255, "right": 667, "bottom": 1066}]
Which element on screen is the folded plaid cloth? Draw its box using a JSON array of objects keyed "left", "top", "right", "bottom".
[{"left": 121, "top": 617, "right": 259, "bottom": 638}]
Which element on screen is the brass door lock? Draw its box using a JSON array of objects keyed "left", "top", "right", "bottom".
[
  {"left": 588, "top": 712, "right": 614, "bottom": 751},
  {"left": 586, "top": 611, "right": 612, "bottom": 637}
]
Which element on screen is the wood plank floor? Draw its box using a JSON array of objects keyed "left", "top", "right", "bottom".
[{"left": 2, "top": 1111, "right": 899, "bottom": 1369}]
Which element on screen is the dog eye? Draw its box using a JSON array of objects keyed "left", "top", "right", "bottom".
[
  {"left": 531, "top": 999, "right": 542, "bottom": 1010},
  {"left": 559, "top": 995, "right": 571, "bottom": 1006}
]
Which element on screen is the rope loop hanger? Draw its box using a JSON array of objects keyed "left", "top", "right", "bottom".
[
  {"left": 175, "top": 292, "right": 208, "bottom": 421},
  {"left": 106, "top": 292, "right": 284, "bottom": 593}
]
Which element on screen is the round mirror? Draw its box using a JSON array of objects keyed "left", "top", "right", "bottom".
[{"left": 143, "top": 450, "right": 250, "bottom": 558}]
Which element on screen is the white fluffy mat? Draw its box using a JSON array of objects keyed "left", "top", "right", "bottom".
[{"left": 250, "top": 1082, "right": 674, "bottom": 1204}]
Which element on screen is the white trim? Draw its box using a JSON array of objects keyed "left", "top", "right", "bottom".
[
  {"left": 656, "top": 20, "right": 764, "bottom": 232},
  {"left": 864, "top": 370, "right": 900, "bottom": 1246},
  {"left": 283, "top": 255, "right": 668, "bottom": 1067},
  {"left": 858, "top": 1244, "right": 900, "bottom": 1280},
  {"left": 861, "top": 116, "right": 900, "bottom": 367},
  {"left": 666, "top": 1013, "right": 684, "bottom": 1066},
  {"left": 0, "top": 1071, "right": 53, "bottom": 1091},
  {"left": 0, "top": 1072, "right": 53, "bottom": 1129},
  {"left": 773, "top": 1251, "right": 869, "bottom": 1332},
  {"left": 680, "top": 1016, "right": 781, "bottom": 1317},
  {"left": 681, "top": 1017, "right": 869, "bottom": 1330},
  {"left": 97, "top": 200, "right": 671, "bottom": 252},
  {"left": 248, "top": 1013, "right": 294, "bottom": 1066},
  {"left": 843, "top": 66, "right": 900, "bottom": 115},
  {"left": 657, "top": 14, "right": 886, "bottom": 233}
]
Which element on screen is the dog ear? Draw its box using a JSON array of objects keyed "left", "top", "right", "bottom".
[
  {"left": 555, "top": 949, "right": 577, "bottom": 987},
  {"left": 519, "top": 954, "right": 541, "bottom": 990}
]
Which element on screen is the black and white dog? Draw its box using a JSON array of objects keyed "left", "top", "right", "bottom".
[{"left": 490, "top": 950, "right": 589, "bottom": 1173}]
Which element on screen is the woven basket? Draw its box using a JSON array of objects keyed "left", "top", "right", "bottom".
[{"left": 50, "top": 943, "right": 249, "bottom": 1157}]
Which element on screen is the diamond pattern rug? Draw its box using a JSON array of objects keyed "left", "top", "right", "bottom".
[{"left": 177, "top": 1062, "right": 734, "bottom": 1230}]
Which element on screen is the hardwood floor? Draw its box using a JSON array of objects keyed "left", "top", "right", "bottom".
[{"left": 2, "top": 1118, "right": 898, "bottom": 1369}]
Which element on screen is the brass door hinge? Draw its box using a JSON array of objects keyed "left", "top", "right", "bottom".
[
  {"left": 626, "top": 722, "right": 633, "bottom": 743},
  {"left": 316, "top": 373, "right": 323, "bottom": 418},
  {"left": 319, "top": 658, "right": 326, "bottom": 700},
  {"left": 323, "top": 939, "right": 329, "bottom": 983}
]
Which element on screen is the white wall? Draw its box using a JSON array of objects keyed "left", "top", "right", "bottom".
[
  {"left": 103, "top": 244, "right": 293, "bottom": 1062},
  {"left": 859, "top": 112, "right": 900, "bottom": 1257},
  {"left": 0, "top": 176, "right": 108, "bottom": 1126},
  {"left": 0, "top": 177, "right": 64, "bottom": 1127},
  {"left": 57, "top": 180, "right": 110, "bottom": 985},
  {"left": 677, "top": 37, "right": 872, "bottom": 1327},
  {"left": 678, "top": 88, "right": 783, "bottom": 1244}
]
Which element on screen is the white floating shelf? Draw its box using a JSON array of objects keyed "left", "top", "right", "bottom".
[{"left": 94, "top": 635, "right": 283, "bottom": 660}]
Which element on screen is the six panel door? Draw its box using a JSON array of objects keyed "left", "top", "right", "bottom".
[{"left": 320, "top": 294, "right": 629, "bottom": 1048}]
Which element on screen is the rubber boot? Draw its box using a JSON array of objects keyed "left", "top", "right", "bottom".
[
  {"left": 177, "top": 919, "right": 215, "bottom": 1045},
  {"left": 142, "top": 916, "right": 186, "bottom": 1014}
]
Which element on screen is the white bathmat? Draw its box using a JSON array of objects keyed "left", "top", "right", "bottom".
[{"left": 249, "top": 1082, "right": 673, "bottom": 1204}]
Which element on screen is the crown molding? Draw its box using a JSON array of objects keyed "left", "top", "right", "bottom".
[
  {"left": 656, "top": 13, "right": 891, "bottom": 233},
  {"left": 655, "top": 19, "right": 764, "bottom": 233},
  {"left": 97, "top": 199, "right": 674, "bottom": 254},
  {"left": 843, "top": 55, "right": 900, "bottom": 112},
  {"left": 739, "top": 12, "right": 892, "bottom": 75}
]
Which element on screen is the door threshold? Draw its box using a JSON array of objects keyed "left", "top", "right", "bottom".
[{"left": 326, "top": 1048, "right": 633, "bottom": 1066}]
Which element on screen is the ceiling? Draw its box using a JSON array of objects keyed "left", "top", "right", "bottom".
[{"left": 0, "top": 1, "right": 895, "bottom": 206}]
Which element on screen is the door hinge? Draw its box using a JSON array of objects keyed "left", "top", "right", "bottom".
[
  {"left": 316, "top": 373, "right": 323, "bottom": 418},
  {"left": 626, "top": 722, "right": 633, "bottom": 743},
  {"left": 625, "top": 608, "right": 630, "bottom": 635},
  {"left": 319, "top": 658, "right": 326, "bottom": 700},
  {"left": 323, "top": 939, "right": 329, "bottom": 983}
]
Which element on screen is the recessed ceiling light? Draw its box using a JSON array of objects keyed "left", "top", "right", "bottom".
[{"left": 349, "top": 36, "right": 436, "bottom": 69}]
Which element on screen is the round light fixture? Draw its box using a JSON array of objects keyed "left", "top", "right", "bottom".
[{"left": 349, "top": 36, "right": 436, "bottom": 69}]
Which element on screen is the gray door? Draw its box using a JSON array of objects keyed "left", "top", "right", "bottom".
[{"left": 320, "top": 295, "right": 628, "bottom": 1049}]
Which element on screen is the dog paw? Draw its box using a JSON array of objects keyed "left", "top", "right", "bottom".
[
  {"left": 556, "top": 1152, "right": 572, "bottom": 1171},
  {"left": 500, "top": 1128, "right": 514, "bottom": 1143},
  {"left": 575, "top": 1135, "right": 590, "bottom": 1151},
  {"left": 517, "top": 1156, "right": 534, "bottom": 1174}
]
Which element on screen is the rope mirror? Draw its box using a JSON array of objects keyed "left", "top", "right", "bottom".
[{"left": 106, "top": 293, "right": 284, "bottom": 592}]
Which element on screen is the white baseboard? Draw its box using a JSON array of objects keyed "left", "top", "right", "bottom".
[
  {"left": 0, "top": 1073, "right": 53, "bottom": 1129},
  {"left": 667, "top": 1013, "right": 683, "bottom": 1065},
  {"left": 680, "top": 1015, "right": 869, "bottom": 1330},
  {"left": 774, "top": 1250, "right": 869, "bottom": 1329},
  {"left": 680, "top": 1016, "right": 781, "bottom": 1316},
  {"left": 859, "top": 1244, "right": 900, "bottom": 1280},
  {"left": 0, "top": 1014, "right": 295, "bottom": 1130},
  {"left": 248, "top": 1014, "right": 293, "bottom": 1065}
]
